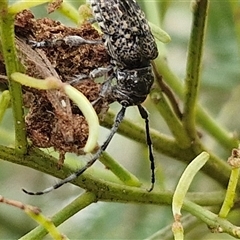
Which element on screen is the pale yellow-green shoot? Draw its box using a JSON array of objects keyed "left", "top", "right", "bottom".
[
  {"left": 8, "top": 0, "right": 51, "bottom": 14},
  {"left": 172, "top": 151, "right": 209, "bottom": 217}
]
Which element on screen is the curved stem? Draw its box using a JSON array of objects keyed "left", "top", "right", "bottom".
[
  {"left": 57, "top": 2, "right": 80, "bottom": 24},
  {"left": 172, "top": 152, "right": 209, "bottom": 217}
]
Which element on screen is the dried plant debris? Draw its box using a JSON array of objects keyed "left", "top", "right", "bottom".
[
  {"left": 2, "top": 10, "right": 111, "bottom": 166},
  {"left": 15, "top": 10, "right": 109, "bottom": 79},
  {"left": 47, "top": 0, "right": 63, "bottom": 14}
]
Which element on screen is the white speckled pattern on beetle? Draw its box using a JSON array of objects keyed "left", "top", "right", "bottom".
[
  {"left": 88, "top": 0, "right": 159, "bottom": 106},
  {"left": 89, "top": 0, "right": 158, "bottom": 69}
]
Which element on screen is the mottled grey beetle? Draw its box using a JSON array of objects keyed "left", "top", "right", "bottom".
[{"left": 23, "top": 0, "right": 158, "bottom": 195}]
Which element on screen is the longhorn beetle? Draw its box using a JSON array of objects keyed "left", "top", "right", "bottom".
[{"left": 23, "top": 0, "right": 158, "bottom": 195}]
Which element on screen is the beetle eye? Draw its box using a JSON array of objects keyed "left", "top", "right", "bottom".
[{"left": 117, "top": 71, "right": 126, "bottom": 81}]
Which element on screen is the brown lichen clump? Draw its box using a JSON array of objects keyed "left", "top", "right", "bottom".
[
  {"left": 13, "top": 10, "right": 110, "bottom": 165},
  {"left": 15, "top": 10, "right": 109, "bottom": 80}
]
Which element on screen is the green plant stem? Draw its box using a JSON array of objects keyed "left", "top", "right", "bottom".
[
  {"left": 8, "top": 0, "right": 51, "bottom": 13},
  {"left": 219, "top": 167, "right": 239, "bottom": 218},
  {"left": 101, "top": 110, "right": 195, "bottom": 160},
  {"left": 155, "top": 57, "right": 239, "bottom": 150},
  {"left": 101, "top": 110, "right": 232, "bottom": 188},
  {"left": 20, "top": 191, "right": 96, "bottom": 240},
  {"left": 201, "top": 151, "right": 231, "bottom": 188},
  {"left": 58, "top": 2, "right": 80, "bottom": 24},
  {"left": 172, "top": 221, "right": 184, "bottom": 240},
  {"left": 183, "top": 199, "right": 240, "bottom": 239},
  {"left": 183, "top": 0, "right": 208, "bottom": 140},
  {"left": 2, "top": 143, "right": 237, "bottom": 237},
  {"left": 221, "top": 147, "right": 240, "bottom": 217},
  {"left": 0, "top": 145, "right": 226, "bottom": 206},
  {"left": 99, "top": 152, "right": 141, "bottom": 187},
  {"left": 25, "top": 209, "right": 66, "bottom": 240},
  {"left": 150, "top": 88, "right": 191, "bottom": 148},
  {"left": 0, "top": 2, "right": 27, "bottom": 154},
  {"left": 155, "top": 57, "right": 184, "bottom": 99},
  {"left": 196, "top": 107, "right": 239, "bottom": 149},
  {"left": 0, "top": 195, "right": 67, "bottom": 239}
]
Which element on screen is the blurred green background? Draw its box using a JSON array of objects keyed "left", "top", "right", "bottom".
[{"left": 1, "top": 1, "right": 240, "bottom": 239}]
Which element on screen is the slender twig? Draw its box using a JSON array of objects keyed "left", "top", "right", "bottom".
[
  {"left": 155, "top": 56, "right": 239, "bottom": 150},
  {"left": 219, "top": 148, "right": 240, "bottom": 218},
  {"left": 150, "top": 88, "right": 190, "bottom": 148},
  {"left": 0, "top": 195, "right": 66, "bottom": 240},
  {"left": 182, "top": 0, "right": 209, "bottom": 140},
  {"left": 0, "top": 2, "right": 27, "bottom": 154},
  {"left": 196, "top": 107, "right": 239, "bottom": 149},
  {"left": 152, "top": 61, "right": 182, "bottom": 120},
  {"left": 183, "top": 199, "right": 240, "bottom": 239},
  {"left": 20, "top": 191, "right": 96, "bottom": 240},
  {"left": 99, "top": 152, "right": 141, "bottom": 187},
  {"left": 154, "top": 57, "right": 184, "bottom": 99}
]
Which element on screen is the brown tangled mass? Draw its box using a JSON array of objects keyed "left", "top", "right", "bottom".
[{"left": 1, "top": 10, "right": 111, "bottom": 166}]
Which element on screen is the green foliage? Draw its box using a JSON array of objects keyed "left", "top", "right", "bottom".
[{"left": 1, "top": 0, "right": 240, "bottom": 239}]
